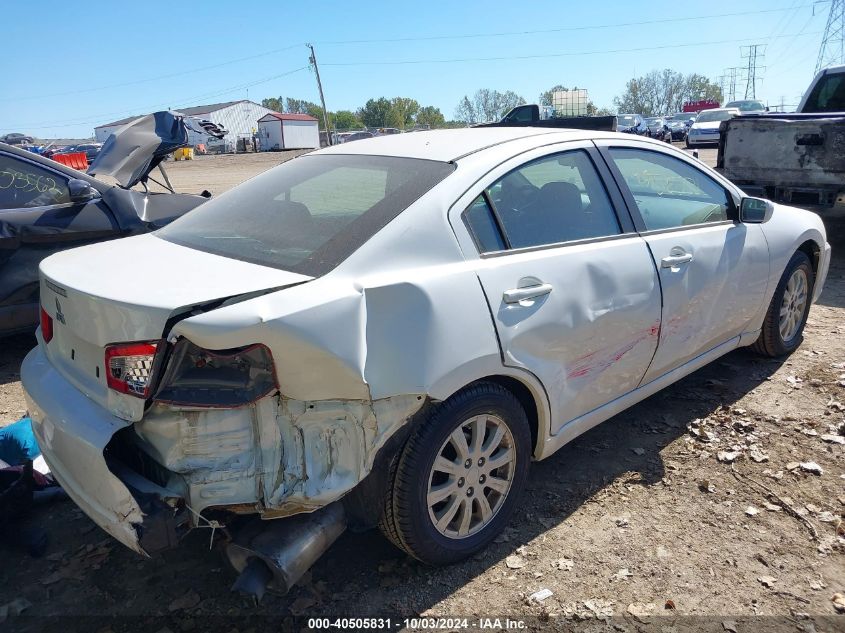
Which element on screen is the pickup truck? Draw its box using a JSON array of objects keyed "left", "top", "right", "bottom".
[
  {"left": 479, "top": 104, "right": 617, "bottom": 132},
  {"left": 717, "top": 65, "right": 845, "bottom": 211}
]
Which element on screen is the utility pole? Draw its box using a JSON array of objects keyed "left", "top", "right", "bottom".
[
  {"left": 816, "top": 0, "right": 845, "bottom": 72},
  {"left": 307, "top": 43, "right": 332, "bottom": 146},
  {"left": 741, "top": 44, "right": 765, "bottom": 100}
]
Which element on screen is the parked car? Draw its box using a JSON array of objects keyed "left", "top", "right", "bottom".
[
  {"left": 22, "top": 128, "right": 829, "bottom": 597},
  {"left": 61, "top": 143, "right": 102, "bottom": 162},
  {"left": 725, "top": 99, "right": 767, "bottom": 113},
  {"left": 685, "top": 107, "right": 741, "bottom": 147},
  {"left": 1, "top": 133, "right": 34, "bottom": 146},
  {"left": 665, "top": 119, "right": 688, "bottom": 141},
  {"left": 616, "top": 113, "right": 645, "bottom": 134},
  {"left": 336, "top": 131, "right": 374, "bottom": 143},
  {"left": 0, "top": 113, "right": 212, "bottom": 336}
]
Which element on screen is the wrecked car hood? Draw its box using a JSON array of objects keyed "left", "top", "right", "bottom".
[
  {"left": 87, "top": 111, "right": 224, "bottom": 189},
  {"left": 39, "top": 233, "right": 312, "bottom": 346}
]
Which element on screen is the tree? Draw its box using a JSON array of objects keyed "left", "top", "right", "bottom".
[
  {"left": 455, "top": 89, "right": 526, "bottom": 123},
  {"left": 454, "top": 96, "right": 478, "bottom": 124},
  {"left": 388, "top": 97, "right": 420, "bottom": 129},
  {"left": 415, "top": 105, "right": 446, "bottom": 128},
  {"left": 285, "top": 98, "right": 321, "bottom": 115},
  {"left": 261, "top": 96, "right": 284, "bottom": 112},
  {"left": 358, "top": 97, "right": 393, "bottom": 128},
  {"left": 333, "top": 110, "right": 362, "bottom": 130},
  {"left": 613, "top": 69, "right": 723, "bottom": 115}
]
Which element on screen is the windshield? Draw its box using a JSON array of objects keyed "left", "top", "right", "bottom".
[
  {"left": 804, "top": 72, "right": 845, "bottom": 112},
  {"left": 695, "top": 110, "right": 735, "bottom": 123},
  {"left": 727, "top": 100, "right": 765, "bottom": 112},
  {"left": 156, "top": 154, "right": 455, "bottom": 275},
  {"left": 617, "top": 115, "right": 638, "bottom": 125}
]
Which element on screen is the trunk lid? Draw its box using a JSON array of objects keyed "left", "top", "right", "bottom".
[{"left": 39, "top": 233, "right": 310, "bottom": 420}]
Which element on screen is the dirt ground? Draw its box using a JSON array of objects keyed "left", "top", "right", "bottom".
[{"left": 1, "top": 146, "right": 843, "bottom": 631}]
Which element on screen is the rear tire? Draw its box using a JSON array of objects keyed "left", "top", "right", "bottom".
[
  {"left": 751, "top": 250, "right": 814, "bottom": 357},
  {"left": 379, "top": 381, "right": 531, "bottom": 565}
]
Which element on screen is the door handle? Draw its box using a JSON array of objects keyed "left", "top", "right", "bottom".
[
  {"left": 661, "top": 253, "right": 694, "bottom": 268},
  {"left": 503, "top": 283, "right": 553, "bottom": 304}
]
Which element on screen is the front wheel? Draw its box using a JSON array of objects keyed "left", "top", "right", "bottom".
[
  {"left": 379, "top": 382, "right": 531, "bottom": 565},
  {"left": 752, "top": 250, "right": 814, "bottom": 357}
]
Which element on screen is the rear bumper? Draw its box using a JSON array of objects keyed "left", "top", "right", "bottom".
[{"left": 22, "top": 344, "right": 182, "bottom": 555}]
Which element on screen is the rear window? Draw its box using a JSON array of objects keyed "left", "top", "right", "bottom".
[
  {"left": 156, "top": 154, "right": 454, "bottom": 275},
  {"left": 804, "top": 72, "right": 845, "bottom": 112}
]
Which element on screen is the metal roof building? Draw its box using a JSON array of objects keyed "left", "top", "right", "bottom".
[{"left": 93, "top": 100, "right": 280, "bottom": 148}]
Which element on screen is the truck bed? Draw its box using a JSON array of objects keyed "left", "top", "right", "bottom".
[{"left": 718, "top": 113, "right": 845, "bottom": 208}]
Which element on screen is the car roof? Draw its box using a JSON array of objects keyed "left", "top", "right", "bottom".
[{"left": 316, "top": 127, "right": 610, "bottom": 162}]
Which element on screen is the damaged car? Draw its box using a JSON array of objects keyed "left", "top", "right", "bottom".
[
  {"left": 22, "top": 128, "right": 830, "bottom": 597},
  {"left": 0, "top": 111, "right": 220, "bottom": 336}
]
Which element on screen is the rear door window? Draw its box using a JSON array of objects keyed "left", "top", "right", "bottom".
[
  {"left": 463, "top": 149, "right": 621, "bottom": 252},
  {"left": 805, "top": 72, "right": 845, "bottom": 112}
]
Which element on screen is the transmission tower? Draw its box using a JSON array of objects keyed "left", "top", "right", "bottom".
[
  {"left": 741, "top": 45, "right": 765, "bottom": 99},
  {"left": 724, "top": 67, "right": 741, "bottom": 102},
  {"left": 816, "top": 0, "right": 845, "bottom": 72}
]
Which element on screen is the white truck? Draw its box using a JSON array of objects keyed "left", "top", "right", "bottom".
[{"left": 717, "top": 65, "right": 845, "bottom": 211}]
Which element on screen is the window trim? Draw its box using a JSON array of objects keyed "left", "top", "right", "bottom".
[
  {"left": 595, "top": 142, "right": 740, "bottom": 233},
  {"left": 459, "top": 146, "right": 632, "bottom": 256}
]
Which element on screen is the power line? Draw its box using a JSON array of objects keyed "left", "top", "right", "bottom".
[
  {"left": 9, "top": 67, "right": 309, "bottom": 131},
  {"left": 0, "top": 43, "right": 306, "bottom": 103},
  {"left": 320, "top": 6, "right": 815, "bottom": 45},
  {"left": 2, "top": 5, "right": 812, "bottom": 104},
  {"left": 320, "top": 31, "right": 820, "bottom": 67}
]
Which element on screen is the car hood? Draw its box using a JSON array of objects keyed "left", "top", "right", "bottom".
[
  {"left": 87, "top": 111, "right": 225, "bottom": 189},
  {"left": 691, "top": 121, "right": 722, "bottom": 131}
]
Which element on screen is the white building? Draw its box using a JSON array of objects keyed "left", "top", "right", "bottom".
[
  {"left": 94, "top": 100, "right": 280, "bottom": 148},
  {"left": 257, "top": 113, "right": 320, "bottom": 150}
]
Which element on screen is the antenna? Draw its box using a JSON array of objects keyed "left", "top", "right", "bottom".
[
  {"left": 741, "top": 44, "right": 766, "bottom": 99},
  {"left": 816, "top": 0, "right": 845, "bottom": 72}
]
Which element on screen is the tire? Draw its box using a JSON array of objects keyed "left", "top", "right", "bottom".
[
  {"left": 379, "top": 381, "right": 531, "bottom": 565},
  {"left": 751, "top": 250, "right": 814, "bottom": 357}
]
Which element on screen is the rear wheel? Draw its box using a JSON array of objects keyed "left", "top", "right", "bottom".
[
  {"left": 752, "top": 250, "right": 814, "bottom": 357},
  {"left": 379, "top": 382, "right": 531, "bottom": 565}
]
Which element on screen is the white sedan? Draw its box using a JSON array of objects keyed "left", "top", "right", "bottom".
[
  {"left": 685, "top": 107, "right": 741, "bottom": 147},
  {"left": 22, "top": 128, "right": 830, "bottom": 588}
]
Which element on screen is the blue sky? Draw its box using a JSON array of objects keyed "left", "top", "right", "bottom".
[{"left": 0, "top": 1, "right": 831, "bottom": 138}]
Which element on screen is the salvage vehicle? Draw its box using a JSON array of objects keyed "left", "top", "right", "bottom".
[
  {"left": 0, "top": 112, "right": 217, "bottom": 336},
  {"left": 724, "top": 99, "right": 767, "bottom": 113},
  {"left": 685, "top": 107, "right": 740, "bottom": 147},
  {"left": 718, "top": 65, "right": 845, "bottom": 211},
  {"left": 616, "top": 113, "right": 645, "bottom": 134},
  {"left": 22, "top": 128, "right": 829, "bottom": 598}
]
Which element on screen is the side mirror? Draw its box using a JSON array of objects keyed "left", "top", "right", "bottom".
[
  {"left": 68, "top": 178, "right": 100, "bottom": 203},
  {"left": 740, "top": 197, "right": 774, "bottom": 223}
]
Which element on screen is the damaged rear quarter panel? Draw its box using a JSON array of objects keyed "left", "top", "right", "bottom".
[{"left": 155, "top": 186, "right": 511, "bottom": 517}]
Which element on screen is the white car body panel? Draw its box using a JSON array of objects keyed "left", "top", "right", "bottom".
[{"left": 21, "top": 128, "right": 830, "bottom": 554}]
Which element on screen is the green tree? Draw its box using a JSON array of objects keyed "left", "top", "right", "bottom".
[
  {"left": 415, "top": 105, "right": 446, "bottom": 128},
  {"left": 333, "top": 110, "right": 362, "bottom": 130},
  {"left": 454, "top": 89, "right": 526, "bottom": 123},
  {"left": 388, "top": 97, "right": 420, "bottom": 129},
  {"left": 261, "top": 96, "right": 284, "bottom": 112},
  {"left": 613, "top": 69, "right": 723, "bottom": 115},
  {"left": 358, "top": 97, "right": 393, "bottom": 128}
]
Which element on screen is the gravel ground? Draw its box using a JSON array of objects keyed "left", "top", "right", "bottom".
[{"left": 1, "top": 145, "right": 843, "bottom": 632}]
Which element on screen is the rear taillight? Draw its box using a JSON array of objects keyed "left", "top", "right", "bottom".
[
  {"left": 105, "top": 341, "right": 161, "bottom": 398},
  {"left": 40, "top": 307, "right": 53, "bottom": 343},
  {"left": 155, "top": 340, "right": 278, "bottom": 407}
]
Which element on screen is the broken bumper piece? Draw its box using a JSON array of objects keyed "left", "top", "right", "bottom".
[{"left": 21, "top": 345, "right": 184, "bottom": 555}]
